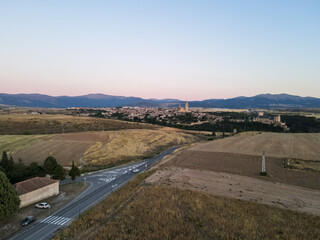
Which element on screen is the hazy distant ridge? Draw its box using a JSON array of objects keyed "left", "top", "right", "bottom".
[{"left": 0, "top": 93, "right": 319, "bottom": 108}]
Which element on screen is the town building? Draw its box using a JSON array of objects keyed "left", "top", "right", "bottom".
[{"left": 14, "top": 177, "right": 59, "bottom": 208}]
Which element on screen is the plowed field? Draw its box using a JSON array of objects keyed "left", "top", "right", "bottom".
[{"left": 191, "top": 132, "right": 320, "bottom": 160}]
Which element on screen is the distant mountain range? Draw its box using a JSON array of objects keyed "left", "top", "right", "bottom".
[{"left": 0, "top": 93, "right": 320, "bottom": 109}]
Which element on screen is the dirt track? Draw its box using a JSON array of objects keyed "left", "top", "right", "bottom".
[{"left": 147, "top": 167, "right": 320, "bottom": 216}]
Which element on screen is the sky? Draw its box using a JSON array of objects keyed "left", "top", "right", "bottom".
[{"left": 0, "top": 0, "right": 319, "bottom": 101}]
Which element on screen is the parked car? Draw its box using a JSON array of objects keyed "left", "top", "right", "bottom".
[
  {"left": 35, "top": 202, "right": 51, "bottom": 209},
  {"left": 22, "top": 216, "right": 36, "bottom": 226}
]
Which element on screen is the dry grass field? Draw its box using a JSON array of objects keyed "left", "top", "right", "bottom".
[
  {"left": 84, "top": 129, "right": 200, "bottom": 166},
  {"left": 55, "top": 181, "right": 320, "bottom": 240},
  {"left": 192, "top": 132, "right": 320, "bottom": 160},
  {"left": 0, "top": 114, "right": 158, "bottom": 135},
  {"left": 0, "top": 130, "right": 199, "bottom": 167}
]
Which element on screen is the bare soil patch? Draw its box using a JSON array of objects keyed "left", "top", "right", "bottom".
[
  {"left": 147, "top": 167, "right": 320, "bottom": 216},
  {"left": 0, "top": 182, "right": 88, "bottom": 240},
  {"left": 166, "top": 151, "right": 320, "bottom": 190},
  {"left": 192, "top": 132, "right": 320, "bottom": 160}
]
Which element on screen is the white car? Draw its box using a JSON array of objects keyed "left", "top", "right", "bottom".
[
  {"left": 132, "top": 169, "right": 139, "bottom": 173},
  {"left": 35, "top": 202, "right": 51, "bottom": 209}
]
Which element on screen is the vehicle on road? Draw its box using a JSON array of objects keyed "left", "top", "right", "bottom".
[
  {"left": 22, "top": 216, "right": 36, "bottom": 226},
  {"left": 133, "top": 168, "right": 139, "bottom": 173},
  {"left": 112, "top": 184, "right": 118, "bottom": 188},
  {"left": 35, "top": 202, "right": 51, "bottom": 209}
]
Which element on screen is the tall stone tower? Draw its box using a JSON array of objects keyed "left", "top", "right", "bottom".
[
  {"left": 275, "top": 115, "right": 281, "bottom": 122},
  {"left": 185, "top": 101, "right": 189, "bottom": 112}
]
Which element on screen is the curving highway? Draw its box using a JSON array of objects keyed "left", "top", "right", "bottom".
[{"left": 9, "top": 146, "right": 179, "bottom": 240}]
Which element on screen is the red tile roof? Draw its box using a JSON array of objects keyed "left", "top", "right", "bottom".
[{"left": 13, "top": 177, "right": 58, "bottom": 195}]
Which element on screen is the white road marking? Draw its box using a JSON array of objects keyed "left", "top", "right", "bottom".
[{"left": 41, "top": 216, "right": 71, "bottom": 226}]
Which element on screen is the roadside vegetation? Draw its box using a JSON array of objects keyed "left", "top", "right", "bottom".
[{"left": 54, "top": 183, "right": 320, "bottom": 240}]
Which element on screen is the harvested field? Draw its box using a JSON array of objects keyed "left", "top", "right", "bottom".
[
  {"left": 147, "top": 167, "right": 320, "bottom": 216},
  {"left": 0, "top": 135, "right": 49, "bottom": 155},
  {"left": 84, "top": 129, "right": 200, "bottom": 166},
  {"left": 10, "top": 132, "right": 109, "bottom": 166},
  {"left": 0, "top": 114, "right": 158, "bottom": 135},
  {"left": 166, "top": 151, "right": 320, "bottom": 190},
  {"left": 192, "top": 132, "right": 320, "bottom": 160}
]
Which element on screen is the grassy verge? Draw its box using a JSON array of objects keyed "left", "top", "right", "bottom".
[{"left": 54, "top": 183, "right": 320, "bottom": 240}]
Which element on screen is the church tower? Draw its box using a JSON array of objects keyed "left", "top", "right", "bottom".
[{"left": 185, "top": 101, "right": 189, "bottom": 112}]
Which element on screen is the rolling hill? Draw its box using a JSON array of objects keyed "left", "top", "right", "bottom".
[{"left": 0, "top": 93, "right": 320, "bottom": 108}]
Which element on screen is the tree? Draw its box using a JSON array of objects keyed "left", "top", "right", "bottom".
[
  {"left": 69, "top": 161, "right": 80, "bottom": 181},
  {"left": 43, "top": 156, "right": 58, "bottom": 175},
  {"left": 52, "top": 165, "right": 66, "bottom": 180},
  {"left": 0, "top": 151, "right": 9, "bottom": 172},
  {"left": 8, "top": 159, "right": 28, "bottom": 184},
  {"left": 27, "top": 162, "right": 43, "bottom": 178},
  {"left": 7, "top": 156, "right": 15, "bottom": 172},
  {"left": 0, "top": 171, "right": 20, "bottom": 220}
]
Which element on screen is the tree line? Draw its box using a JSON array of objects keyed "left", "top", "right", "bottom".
[{"left": 0, "top": 151, "right": 80, "bottom": 184}]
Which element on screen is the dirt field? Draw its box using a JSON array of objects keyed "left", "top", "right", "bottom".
[
  {"left": 166, "top": 151, "right": 320, "bottom": 190},
  {"left": 0, "top": 182, "right": 88, "bottom": 240},
  {"left": 0, "top": 114, "right": 158, "bottom": 135},
  {"left": 147, "top": 167, "right": 320, "bottom": 216},
  {"left": 192, "top": 132, "right": 320, "bottom": 160}
]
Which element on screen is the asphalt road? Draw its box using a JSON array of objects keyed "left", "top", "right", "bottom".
[{"left": 9, "top": 146, "right": 179, "bottom": 240}]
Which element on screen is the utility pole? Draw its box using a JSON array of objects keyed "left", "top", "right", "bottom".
[{"left": 262, "top": 150, "right": 266, "bottom": 173}]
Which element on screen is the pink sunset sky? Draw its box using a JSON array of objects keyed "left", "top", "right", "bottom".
[{"left": 1, "top": 1, "right": 319, "bottom": 101}]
